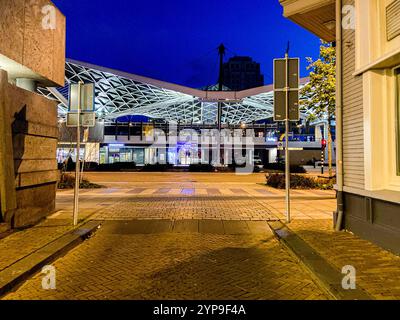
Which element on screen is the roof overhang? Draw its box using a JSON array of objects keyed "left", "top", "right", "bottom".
[
  {"left": 42, "top": 59, "right": 311, "bottom": 124},
  {"left": 67, "top": 59, "right": 293, "bottom": 101},
  {"left": 67, "top": 59, "right": 204, "bottom": 98},
  {"left": 279, "top": 0, "right": 336, "bottom": 42}
]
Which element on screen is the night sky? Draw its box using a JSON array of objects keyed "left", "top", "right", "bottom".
[{"left": 52, "top": 0, "right": 320, "bottom": 89}]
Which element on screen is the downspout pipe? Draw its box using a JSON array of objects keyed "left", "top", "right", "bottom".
[{"left": 335, "top": 0, "right": 345, "bottom": 231}]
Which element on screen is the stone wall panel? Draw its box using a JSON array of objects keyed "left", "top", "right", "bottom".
[
  {"left": 14, "top": 182, "right": 57, "bottom": 227},
  {"left": 6, "top": 84, "right": 58, "bottom": 126},
  {"left": 0, "top": 0, "right": 25, "bottom": 63},
  {"left": 15, "top": 159, "right": 57, "bottom": 174},
  {"left": 15, "top": 170, "right": 59, "bottom": 188}
]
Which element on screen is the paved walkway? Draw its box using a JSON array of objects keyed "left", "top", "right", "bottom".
[
  {"left": 0, "top": 194, "right": 119, "bottom": 274},
  {"left": 2, "top": 172, "right": 399, "bottom": 300},
  {"left": 4, "top": 220, "right": 328, "bottom": 300},
  {"left": 287, "top": 220, "right": 400, "bottom": 299},
  {"left": 1, "top": 172, "right": 334, "bottom": 300},
  {"left": 0, "top": 219, "right": 72, "bottom": 273},
  {"left": 57, "top": 172, "right": 336, "bottom": 221}
]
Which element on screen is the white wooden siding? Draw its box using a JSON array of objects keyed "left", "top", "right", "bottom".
[{"left": 342, "top": 0, "right": 365, "bottom": 189}]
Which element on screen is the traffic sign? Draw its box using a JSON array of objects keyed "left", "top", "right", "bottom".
[
  {"left": 69, "top": 83, "right": 95, "bottom": 112},
  {"left": 272, "top": 52, "right": 300, "bottom": 225},
  {"left": 66, "top": 112, "right": 96, "bottom": 127},
  {"left": 274, "top": 58, "right": 299, "bottom": 90},
  {"left": 273, "top": 90, "right": 299, "bottom": 121},
  {"left": 273, "top": 58, "right": 300, "bottom": 122}
]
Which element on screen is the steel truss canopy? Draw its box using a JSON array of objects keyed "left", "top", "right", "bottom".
[{"left": 38, "top": 59, "right": 311, "bottom": 125}]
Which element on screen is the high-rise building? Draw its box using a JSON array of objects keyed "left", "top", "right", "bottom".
[{"left": 222, "top": 56, "right": 264, "bottom": 91}]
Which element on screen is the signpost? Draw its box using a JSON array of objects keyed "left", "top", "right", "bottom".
[
  {"left": 80, "top": 128, "right": 90, "bottom": 184},
  {"left": 66, "top": 112, "right": 95, "bottom": 127},
  {"left": 67, "top": 82, "right": 95, "bottom": 226},
  {"left": 273, "top": 48, "right": 300, "bottom": 223}
]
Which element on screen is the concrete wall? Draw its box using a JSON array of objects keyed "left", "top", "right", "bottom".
[
  {"left": 277, "top": 149, "right": 322, "bottom": 166},
  {"left": 0, "top": 0, "right": 64, "bottom": 228},
  {"left": 0, "top": 0, "right": 65, "bottom": 86},
  {"left": 290, "top": 150, "right": 323, "bottom": 166},
  {"left": 0, "top": 70, "right": 59, "bottom": 227}
]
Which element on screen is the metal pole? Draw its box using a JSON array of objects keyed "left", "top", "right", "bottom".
[
  {"left": 80, "top": 149, "right": 85, "bottom": 184},
  {"left": 217, "top": 44, "right": 225, "bottom": 166},
  {"left": 217, "top": 44, "right": 225, "bottom": 131},
  {"left": 80, "top": 127, "right": 88, "bottom": 184},
  {"left": 285, "top": 53, "right": 291, "bottom": 223},
  {"left": 73, "top": 81, "right": 83, "bottom": 226}
]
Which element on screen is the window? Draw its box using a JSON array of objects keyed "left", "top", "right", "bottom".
[{"left": 396, "top": 68, "right": 400, "bottom": 175}]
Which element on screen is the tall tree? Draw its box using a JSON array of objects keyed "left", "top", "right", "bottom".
[{"left": 301, "top": 41, "right": 336, "bottom": 177}]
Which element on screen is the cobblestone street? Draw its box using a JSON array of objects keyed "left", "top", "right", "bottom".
[{"left": 3, "top": 173, "right": 335, "bottom": 300}]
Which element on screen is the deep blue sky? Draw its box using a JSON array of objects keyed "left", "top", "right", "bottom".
[{"left": 53, "top": 0, "right": 320, "bottom": 88}]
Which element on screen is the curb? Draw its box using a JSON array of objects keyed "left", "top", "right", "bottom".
[
  {"left": 266, "top": 196, "right": 336, "bottom": 201},
  {"left": 0, "top": 220, "right": 102, "bottom": 298},
  {"left": 267, "top": 220, "right": 373, "bottom": 300}
]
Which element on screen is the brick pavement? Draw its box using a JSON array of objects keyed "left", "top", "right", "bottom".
[
  {"left": 5, "top": 172, "right": 397, "bottom": 300},
  {"left": 81, "top": 172, "right": 269, "bottom": 185},
  {"left": 92, "top": 196, "right": 279, "bottom": 221},
  {"left": 287, "top": 220, "right": 400, "bottom": 300},
  {"left": 260, "top": 199, "right": 336, "bottom": 220},
  {"left": 0, "top": 219, "right": 72, "bottom": 273},
  {"left": 56, "top": 176, "right": 336, "bottom": 221},
  {"left": 0, "top": 195, "right": 121, "bottom": 273},
  {"left": 4, "top": 220, "right": 328, "bottom": 300}
]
